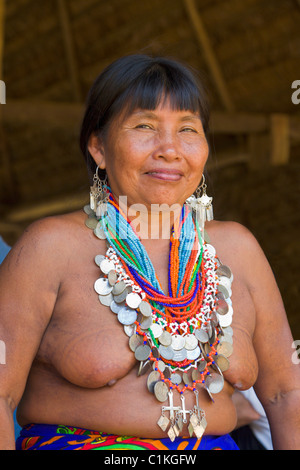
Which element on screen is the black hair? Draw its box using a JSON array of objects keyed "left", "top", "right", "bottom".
[{"left": 79, "top": 54, "right": 210, "bottom": 183}]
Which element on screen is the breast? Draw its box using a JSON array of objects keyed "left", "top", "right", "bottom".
[
  {"left": 37, "top": 313, "right": 137, "bottom": 389},
  {"left": 223, "top": 328, "right": 259, "bottom": 391}
]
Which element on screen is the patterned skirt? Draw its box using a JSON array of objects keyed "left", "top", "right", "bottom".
[{"left": 16, "top": 424, "right": 239, "bottom": 450}]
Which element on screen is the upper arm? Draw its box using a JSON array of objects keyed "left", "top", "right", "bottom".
[
  {"left": 0, "top": 217, "right": 67, "bottom": 408},
  {"left": 231, "top": 223, "right": 300, "bottom": 406}
]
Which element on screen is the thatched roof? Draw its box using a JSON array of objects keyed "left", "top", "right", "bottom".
[{"left": 0, "top": 0, "right": 299, "bottom": 335}]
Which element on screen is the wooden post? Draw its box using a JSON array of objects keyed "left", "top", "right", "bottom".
[
  {"left": 57, "top": 0, "right": 81, "bottom": 101},
  {"left": 247, "top": 133, "right": 271, "bottom": 171},
  {"left": 0, "top": 0, "right": 4, "bottom": 79},
  {"left": 270, "top": 114, "right": 290, "bottom": 166},
  {"left": 183, "top": 0, "right": 235, "bottom": 112},
  {"left": 0, "top": 0, "right": 15, "bottom": 202}
]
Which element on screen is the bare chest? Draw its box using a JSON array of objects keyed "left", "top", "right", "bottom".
[{"left": 36, "top": 236, "right": 258, "bottom": 391}]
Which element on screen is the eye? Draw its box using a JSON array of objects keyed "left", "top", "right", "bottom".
[
  {"left": 180, "top": 127, "right": 198, "bottom": 133},
  {"left": 135, "top": 124, "right": 153, "bottom": 130}
]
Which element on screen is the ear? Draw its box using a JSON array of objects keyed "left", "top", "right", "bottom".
[{"left": 87, "top": 133, "right": 106, "bottom": 170}]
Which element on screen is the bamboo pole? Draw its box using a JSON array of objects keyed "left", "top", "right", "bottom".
[
  {"left": 57, "top": 0, "right": 81, "bottom": 101},
  {"left": 0, "top": 0, "right": 4, "bottom": 78},
  {"left": 183, "top": 0, "right": 235, "bottom": 112},
  {"left": 0, "top": 0, "right": 15, "bottom": 202}
]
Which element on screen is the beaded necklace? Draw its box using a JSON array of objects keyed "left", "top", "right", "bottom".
[{"left": 84, "top": 192, "right": 234, "bottom": 441}]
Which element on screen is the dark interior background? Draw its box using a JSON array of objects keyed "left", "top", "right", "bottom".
[{"left": 0, "top": 0, "right": 299, "bottom": 338}]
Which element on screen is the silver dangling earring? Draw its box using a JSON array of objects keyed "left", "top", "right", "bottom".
[
  {"left": 90, "top": 166, "right": 109, "bottom": 218},
  {"left": 186, "top": 174, "right": 213, "bottom": 234}
]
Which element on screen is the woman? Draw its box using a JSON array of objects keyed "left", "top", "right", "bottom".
[{"left": 0, "top": 54, "right": 299, "bottom": 451}]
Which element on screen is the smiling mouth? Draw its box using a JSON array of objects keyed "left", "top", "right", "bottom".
[{"left": 145, "top": 170, "right": 183, "bottom": 181}]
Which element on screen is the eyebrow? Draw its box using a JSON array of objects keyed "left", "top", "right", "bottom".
[{"left": 130, "top": 110, "right": 202, "bottom": 122}]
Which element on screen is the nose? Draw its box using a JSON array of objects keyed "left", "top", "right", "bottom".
[{"left": 152, "top": 131, "right": 181, "bottom": 161}]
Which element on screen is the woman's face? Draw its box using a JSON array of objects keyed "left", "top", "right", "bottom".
[{"left": 89, "top": 99, "right": 209, "bottom": 209}]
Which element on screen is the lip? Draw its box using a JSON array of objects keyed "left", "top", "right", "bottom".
[{"left": 145, "top": 168, "right": 184, "bottom": 181}]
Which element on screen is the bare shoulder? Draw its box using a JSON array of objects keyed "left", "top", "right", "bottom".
[
  {"left": 1, "top": 210, "right": 88, "bottom": 283},
  {"left": 205, "top": 219, "right": 274, "bottom": 291},
  {"left": 13, "top": 210, "right": 86, "bottom": 253},
  {"left": 205, "top": 219, "right": 265, "bottom": 261},
  {"left": 20, "top": 209, "right": 86, "bottom": 243},
  {"left": 206, "top": 219, "right": 260, "bottom": 249}
]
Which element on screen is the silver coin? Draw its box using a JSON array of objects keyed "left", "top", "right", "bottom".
[
  {"left": 223, "top": 325, "right": 233, "bottom": 336},
  {"left": 182, "top": 372, "right": 192, "bottom": 386},
  {"left": 124, "top": 324, "right": 136, "bottom": 337},
  {"left": 117, "top": 306, "right": 137, "bottom": 325},
  {"left": 215, "top": 354, "right": 230, "bottom": 372},
  {"left": 126, "top": 292, "right": 142, "bottom": 309},
  {"left": 216, "top": 298, "right": 229, "bottom": 315},
  {"left": 184, "top": 334, "right": 198, "bottom": 350},
  {"left": 207, "top": 373, "right": 224, "bottom": 394},
  {"left": 150, "top": 323, "right": 163, "bottom": 339},
  {"left": 217, "top": 341, "right": 233, "bottom": 358},
  {"left": 158, "top": 345, "right": 174, "bottom": 360},
  {"left": 152, "top": 347, "right": 159, "bottom": 359},
  {"left": 155, "top": 360, "right": 166, "bottom": 372},
  {"left": 227, "top": 304, "right": 233, "bottom": 316},
  {"left": 138, "top": 360, "right": 152, "bottom": 376},
  {"left": 112, "top": 281, "right": 127, "bottom": 295},
  {"left": 171, "top": 373, "right": 182, "bottom": 385},
  {"left": 84, "top": 204, "right": 94, "bottom": 216},
  {"left": 94, "top": 224, "right": 106, "bottom": 240},
  {"left": 217, "top": 284, "right": 230, "bottom": 299},
  {"left": 210, "top": 312, "right": 219, "bottom": 327},
  {"left": 114, "top": 288, "right": 129, "bottom": 304},
  {"left": 192, "top": 368, "right": 202, "bottom": 381},
  {"left": 203, "top": 229, "right": 210, "bottom": 243},
  {"left": 85, "top": 217, "right": 98, "bottom": 230},
  {"left": 204, "top": 343, "right": 212, "bottom": 357},
  {"left": 217, "top": 311, "right": 232, "bottom": 328},
  {"left": 186, "top": 345, "right": 201, "bottom": 361},
  {"left": 198, "top": 358, "right": 207, "bottom": 372},
  {"left": 110, "top": 300, "right": 123, "bottom": 314},
  {"left": 147, "top": 370, "right": 161, "bottom": 393},
  {"left": 95, "top": 254, "right": 105, "bottom": 267},
  {"left": 154, "top": 381, "right": 169, "bottom": 403},
  {"left": 171, "top": 335, "right": 185, "bottom": 351},
  {"left": 108, "top": 270, "right": 117, "bottom": 286},
  {"left": 172, "top": 348, "right": 187, "bottom": 362},
  {"left": 205, "top": 244, "right": 216, "bottom": 258},
  {"left": 195, "top": 329, "right": 209, "bottom": 343},
  {"left": 158, "top": 331, "right": 172, "bottom": 346},
  {"left": 218, "top": 276, "right": 232, "bottom": 291},
  {"left": 205, "top": 384, "right": 215, "bottom": 402},
  {"left": 135, "top": 344, "right": 151, "bottom": 361},
  {"left": 217, "top": 265, "right": 232, "bottom": 279},
  {"left": 94, "top": 278, "right": 113, "bottom": 295},
  {"left": 139, "top": 301, "right": 152, "bottom": 317},
  {"left": 221, "top": 331, "right": 233, "bottom": 345},
  {"left": 99, "top": 293, "right": 113, "bottom": 307},
  {"left": 139, "top": 315, "right": 153, "bottom": 330},
  {"left": 100, "top": 258, "right": 115, "bottom": 275},
  {"left": 209, "top": 328, "right": 216, "bottom": 344},
  {"left": 129, "top": 334, "right": 144, "bottom": 352}
]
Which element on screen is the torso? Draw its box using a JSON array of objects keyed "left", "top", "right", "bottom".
[{"left": 17, "top": 211, "right": 258, "bottom": 438}]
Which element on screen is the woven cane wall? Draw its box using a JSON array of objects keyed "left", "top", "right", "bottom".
[{"left": 211, "top": 158, "right": 300, "bottom": 340}]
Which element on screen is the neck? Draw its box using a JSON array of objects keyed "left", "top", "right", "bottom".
[{"left": 117, "top": 195, "right": 183, "bottom": 240}]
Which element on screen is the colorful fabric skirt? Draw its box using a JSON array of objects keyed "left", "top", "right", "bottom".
[{"left": 16, "top": 424, "right": 239, "bottom": 450}]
